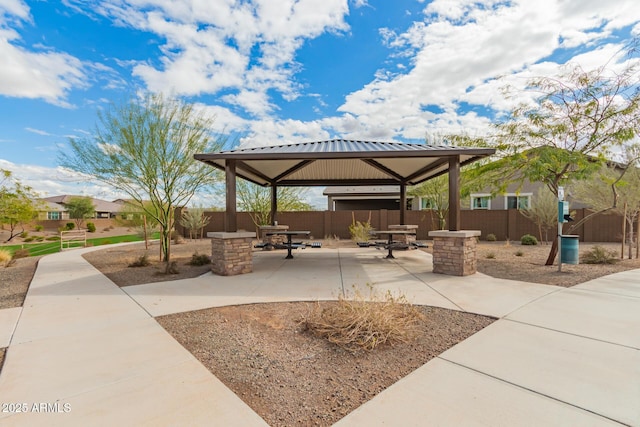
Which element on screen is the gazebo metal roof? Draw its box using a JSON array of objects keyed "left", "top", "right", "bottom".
[
  {"left": 194, "top": 139, "right": 495, "bottom": 187},
  {"left": 195, "top": 139, "right": 495, "bottom": 232}
]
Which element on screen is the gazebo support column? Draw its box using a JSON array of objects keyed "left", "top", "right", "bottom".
[
  {"left": 208, "top": 232, "right": 256, "bottom": 276},
  {"left": 429, "top": 230, "right": 480, "bottom": 276},
  {"left": 270, "top": 185, "right": 278, "bottom": 225},
  {"left": 448, "top": 156, "right": 460, "bottom": 231},
  {"left": 225, "top": 159, "right": 237, "bottom": 232},
  {"left": 428, "top": 156, "right": 480, "bottom": 276},
  {"left": 211, "top": 160, "right": 255, "bottom": 276},
  {"left": 399, "top": 182, "right": 406, "bottom": 225}
]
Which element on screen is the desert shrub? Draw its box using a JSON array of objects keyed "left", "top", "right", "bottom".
[
  {"left": 520, "top": 234, "right": 538, "bottom": 245},
  {"left": 189, "top": 252, "right": 210, "bottom": 266},
  {"left": 485, "top": 252, "right": 496, "bottom": 259},
  {"left": 34, "top": 225, "right": 44, "bottom": 232},
  {"left": 348, "top": 212, "right": 374, "bottom": 243},
  {"left": 23, "top": 237, "right": 35, "bottom": 242},
  {"left": 65, "top": 222, "right": 75, "bottom": 230},
  {"left": 515, "top": 250, "right": 524, "bottom": 257},
  {"left": 20, "top": 231, "right": 29, "bottom": 238},
  {"left": 128, "top": 254, "right": 151, "bottom": 267},
  {"left": 12, "top": 248, "right": 29, "bottom": 259},
  {"left": 0, "top": 249, "right": 12, "bottom": 266},
  {"left": 301, "top": 288, "right": 424, "bottom": 352},
  {"left": 86, "top": 222, "right": 96, "bottom": 233},
  {"left": 486, "top": 233, "right": 497, "bottom": 242},
  {"left": 582, "top": 246, "right": 618, "bottom": 264}
]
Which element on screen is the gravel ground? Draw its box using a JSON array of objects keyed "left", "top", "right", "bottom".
[
  {"left": 0, "top": 255, "right": 41, "bottom": 309},
  {"left": 157, "top": 302, "right": 494, "bottom": 427},
  {"left": 2, "top": 236, "right": 640, "bottom": 425},
  {"left": 81, "top": 239, "right": 213, "bottom": 287}
]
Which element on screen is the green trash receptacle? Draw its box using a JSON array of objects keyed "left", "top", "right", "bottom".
[{"left": 561, "top": 235, "right": 579, "bottom": 264}]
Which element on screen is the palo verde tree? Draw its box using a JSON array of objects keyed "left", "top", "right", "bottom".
[
  {"left": 0, "top": 169, "right": 40, "bottom": 242},
  {"left": 65, "top": 196, "right": 95, "bottom": 229},
  {"left": 60, "top": 93, "right": 223, "bottom": 271},
  {"left": 409, "top": 133, "right": 504, "bottom": 230},
  {"left": 496, "top": 57, "right": 640, "bottom": 264},
  {"left": 235, "top": 179, "right": 312, "bottom": 231},
  {"left": 571, "top": 149, "right": 640, "bottom": 259}
]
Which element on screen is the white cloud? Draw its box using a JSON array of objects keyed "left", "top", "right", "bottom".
[
  {"left": 335, "top": 0, "right": 640, "bottom": 139},
  {"left": 0, "top": 1, "right": 88, "bottom": 106},
  {"left": 25, "top": 127, "right": 53, "bottom": 136},
  {"left": 0, "top": 159, "right": 128, "bottom": 200},
  {"left": 78, "top": 0, "right": 350, "bottom": 116}
]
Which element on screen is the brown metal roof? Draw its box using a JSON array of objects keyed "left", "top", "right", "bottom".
[{"left": 195, "top": 139, "right": 495, "bottom": 187}]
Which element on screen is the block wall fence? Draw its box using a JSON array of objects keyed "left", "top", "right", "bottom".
[{"left": 175, "top": 208, "right": 627, "bottom": 243}]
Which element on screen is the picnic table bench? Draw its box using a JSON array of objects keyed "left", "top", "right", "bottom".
[
  {"left": 370, "top": 230, "right": 418, "bottom": 259},
  {"left": 265, "top": 230, "right": 311, "bottom": 259}
]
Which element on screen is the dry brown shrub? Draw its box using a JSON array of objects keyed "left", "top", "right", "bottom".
[
  {"left": 0, "top": 248, "right": 12, "bottom": 267},
  {"left": 301, "top": 287, "right": 425, "bottom": 352}
]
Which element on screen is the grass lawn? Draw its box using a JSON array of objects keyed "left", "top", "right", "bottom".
[{"left": 2, "top": 233, "right": 159, "bottom": 257}]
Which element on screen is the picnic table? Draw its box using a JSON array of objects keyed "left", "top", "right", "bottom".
[
  {"left": 265, "top": 230, "right": 311, "bottom": 259},
  {"left": 371, "top": 230, "right": 417, "bottom": 259}
]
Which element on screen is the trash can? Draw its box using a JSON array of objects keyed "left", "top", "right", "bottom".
[{"left": 561, "top": 235, "right": 580, "bottom": 264}]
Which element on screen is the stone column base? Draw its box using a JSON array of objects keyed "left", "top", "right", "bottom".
[
  {"left": 208, "top": 232, "right": 256, "bottom": 276},
  {"left": 258, "top": 225, "right": 289, "bottom": 250},
  {"left": 389, "top": 224, "right": 418, "bottom": 245},
  {"left": 428, "top": 230, "right": 481, "bottom": 276}
]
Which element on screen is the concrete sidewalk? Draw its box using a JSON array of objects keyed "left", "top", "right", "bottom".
[{"left": 0, "top": 245, "right": 638, "bottom": 426}]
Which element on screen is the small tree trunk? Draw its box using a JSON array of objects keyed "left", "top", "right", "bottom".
[
  {"left": 636, "top": 214, "right": 639, "bottom": 259},
  {"left": 545, "top": 235, "right": 559, "bottom": 265},
  {"left": 628, "top": 219, "right": 634, "bottom": 260},
  {"left": 143, "top": 215, "right": 149, "bottom": 250},
  {"left": 621, "top": 203, "right": 627, "bottom": 259}
]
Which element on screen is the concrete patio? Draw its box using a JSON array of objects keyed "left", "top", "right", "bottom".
[{"left": 0, "top": 244, "right": 638, "bottom": 426}]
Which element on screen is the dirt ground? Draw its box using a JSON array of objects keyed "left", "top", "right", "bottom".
[{"left": 2, "top": 235, "right": 639, "bottom": 425}]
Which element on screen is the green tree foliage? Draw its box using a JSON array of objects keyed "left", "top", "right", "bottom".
[
  {"left": 571, "top": 153, "right": 640, "bottom": 259},
  {"left": 60, "top": 93, "right": 223, "bottom": 269},
  {"left": 519, "top": 187, "right": 558, "bottom": 244},
  {"left": 179, "top": 207, "right": 210, "bottom": 239},
  {"left": 235, "top": 179, "right": 312, "bottom": 230},
  {"left": 409, "top": 133, "right": 500, "bottom": 230},
  {"left": 498, "top": 62, "right": 640, "bottom": 196},
  {"left": 0, "top": 170, "right": 39, "bottom": 242},
  {"left": 494, "top": 59, "right": 640, "bottom": 264},
  {"left": 65, "top": 196, "right": 95, "bottom": 229}
]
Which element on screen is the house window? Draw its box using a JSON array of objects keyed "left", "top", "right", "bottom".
[
  {"left": 506, "top": 195, "right": 530, "bottom": 210},
  {"left": 421, "top": 198, "right": 438, "bottom": 209},
  {"left": 471, "top": 196, "right": 490, "bottom": 210},
  {"left": 47, "top": 211, "right": 61, "bottom": 220}
]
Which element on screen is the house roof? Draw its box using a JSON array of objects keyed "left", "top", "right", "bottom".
[
  {"left": 42, "top": 195, "right": 123, "bottom": 213},
  {"left": 195, "top": 139, "right": 495, "bottom": 187}
]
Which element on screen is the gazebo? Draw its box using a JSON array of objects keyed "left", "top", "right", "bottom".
[{"left": 195, "top": 139, "right": 495, "bottom": 276}]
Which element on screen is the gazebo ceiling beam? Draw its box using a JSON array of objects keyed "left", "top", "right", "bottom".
[
  {"left": 361, "top": 159, "right": 405, "bottom": 182},
  {"left": 276, "top": 179, "right": 402, "bottom": 186},
  {"left": 273, "top": 159, "right": 316, "bottom": 182},
  {"left": 236, "top": 160, "right": 274, "bottom": 185},
  {"left": 405, "top": 158, "right": 450, "bottom": 183}
]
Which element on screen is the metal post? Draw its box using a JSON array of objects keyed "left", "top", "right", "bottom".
[
  {"left": 225, "top": 159, "right": 237, "bottom": 232},
  {"left": 448, "top": 156, "right": 460, "bottom": 231}
]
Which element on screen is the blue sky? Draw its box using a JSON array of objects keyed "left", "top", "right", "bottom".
[{"left": 1, "top": 0, "right": 639, "bottom": 207}]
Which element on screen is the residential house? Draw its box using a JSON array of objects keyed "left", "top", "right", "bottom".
[
  {"left": 41, "top": 195, "right": 124, "bottom": 218},
  {"left": 323, "top": 186, "right": 421, "bottom": 211}
]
